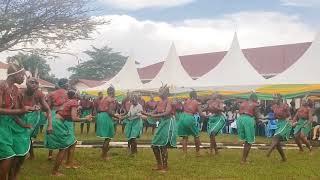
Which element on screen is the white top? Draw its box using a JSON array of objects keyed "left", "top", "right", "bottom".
[{"left": 128, "top": 104, "right": 143, "bottom": 120}]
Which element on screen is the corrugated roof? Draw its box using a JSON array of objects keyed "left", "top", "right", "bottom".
[{"left": 137, "top": 42, "right": 312, "bottom": 80}]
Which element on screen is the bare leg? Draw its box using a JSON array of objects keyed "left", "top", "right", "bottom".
[
  {"left": 276, "top": 143, "right": 287, "bottom": 162},
  {"left": 152, "top": 147, "right": 162, "bottom": 170},
  {"left": 0, "top": 159, "right": 12, "bottom": 180},
  {"left": 241, "top": 142, "right": 252, "bottom": 164},
  {"left": 159, "top": 147, "right": 168, "bottom": 173},
  {"left": 194, "top": 136, "right": 201, "bottom": 156},
  {"left": 182, "top": 137, "right": 188, "bottom": 155},
  {"left": 52, "top": 149, "right": 66, "bottom": 176},
  {"left": 86, "top": 123, "right": 91, "bottom": 134},
  {"left": 127, "top": 139, "right": 132, "bottom": 155},
  {"left": 300, "top": 133, "right": 312, "bottom": 152},
  {"left": 9, "top": 156, "right": 25, "bottom": 180},
  {"left": 80, "top": 123, "right": 84, "bottom": 134},
  {"left": 101, "top": 139, "right": 111, "bottom": 160},
  {"left": 131, "top": 139, "right": 137, "bottom": 155},
  {"left": 267, "top": 136, "right": 279, "bottom": 157},
  {"left": 29, "top": 139, "right": 35, "bottom": 160},
  {"left": 312, "top": 126, "right": 319, "bottom": 140},
  {"left": 65, "top": 143, "right": 78, "bottom": 168},
  {"left": 294, "top": 133, "right": 304, "bottom": 152},
  {"left": 210, "top": 134, "right": 218, "bottom": 155},
  {"left": 48, "top": 150, "right": 53, "bottom": 160}
]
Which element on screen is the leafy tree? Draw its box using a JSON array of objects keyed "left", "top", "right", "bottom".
[
  {"left": 0, "top": 0, "right": 105, "bottom": 54},
  {"left": 68, "top": 46, "right": 127, "bottom": 80},
  {"left": 7, "top": 52, "right": 57, "bottom": 83}
]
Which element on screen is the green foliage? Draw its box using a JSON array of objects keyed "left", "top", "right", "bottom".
[
  {"left": 0, "top": 0, "right": 105, "bottom": 53},
  {"left": 68, "top": 46, "right": 128, "bottom": 80},
  {"left": 7, "top": 52, "right": 58, "bottom": 83}
]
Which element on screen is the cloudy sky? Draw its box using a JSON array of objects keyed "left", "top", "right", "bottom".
[{"left": 1, "top": 0, "right": 319, "bottom": 78}]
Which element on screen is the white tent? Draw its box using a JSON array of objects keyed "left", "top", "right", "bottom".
[
  {"left": 192, "top": 33, "right": 266, "bottom": 90},
  {"left": 85, "top": 56, "right": 143, "bottom": 91},
  {"left": 268, "top": 32, "right": 320, "bottom": 84},
  {"left": 143, "top": 43, "right": 195, "bottom": 90}
]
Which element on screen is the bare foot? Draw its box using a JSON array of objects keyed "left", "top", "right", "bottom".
[
  {"left": 48, "top": 156, "right": 53, "bottom": 161},
  {"left": 152, "top": 165, "right": 163, "bottom": 171},
  {"left": 102, "top": 156, "right": 111, "bottom": 161},
  {"left": 281, "top": 159, "right": 287, "bottom": 162},
  {"left": 65, "top": 163, "right": 80, "bottom": 169},
  {"left": 52, "top": 171, "right": 64, "bottom": 176},
  {"left": 240, "top": 161, "right": 250, "bottom": 165},
  {"left": 158, "top": 168, "right": 168, "bottom": 173}
]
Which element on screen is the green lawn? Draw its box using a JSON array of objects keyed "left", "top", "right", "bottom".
[
  {"left": 22, "top": 148, "right": 320, "bottom": 179},
  {"left": 36, "top": 123, "right": 279, "bottom": 144}
]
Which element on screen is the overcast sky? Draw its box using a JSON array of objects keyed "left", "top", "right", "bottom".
[{"left": 0, "top": 0, "right": 319, "bottom": 78}]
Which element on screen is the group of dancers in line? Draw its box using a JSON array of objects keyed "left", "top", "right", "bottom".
[{"left": 0, "top": 63, "right": 314, "bottom": 179}]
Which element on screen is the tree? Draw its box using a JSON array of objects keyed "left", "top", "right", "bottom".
[
  {"left": 68, "top": 46, "right": 127, "bottom": 80},
  {"left": 7, "top": 52, "right": 58, "bottom": 83},
  {"left": 0, "top": 0, "right": 105, "bottom": 54}
]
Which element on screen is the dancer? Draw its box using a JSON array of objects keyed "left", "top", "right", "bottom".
[
  {"left": 19, "top": 77, "right": 53, "bottom": 162},
  {"left": 80, "top": 94, "right": 93, "bottom": 134},
  {"left": 266, "top": 94, "right": 291, "bottom": 161},
  {"left": 121, "top": 95, "right": 144, "bottom": 156},
  {"left": 177, "top": 90, "right": 204, "bottom": 156},
  {"left": 0, "top": 64, "right": 36, "bottom": 180},
  {"left": 95, "top": 87, "right": 119, "bottom": 160},
  {"left": 46, "top": 78, "right": 69, "bottom": 160},
  {"left": 292, "top": 97, "right": 313, "bottom": 152},
  {"left": 145, "top": 95, "right": 158, "bottom": 134},
  {"left": 206, "top": 94, "right": 225, "bottom": 155},
  {"left": 121, "top": 93, "right": 132, "bottom": 133},
  {"left": 45, "top": 89, "right": 92, "bottom": 176},
  {"left": 143, "top": 84, "right": 177, "bottom": 172},
  {"left": 237, "top": 93, "right": 260, "bottom": 164}
]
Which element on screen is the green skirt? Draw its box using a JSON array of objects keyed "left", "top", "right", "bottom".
[
  {"left": 21, "top": 111, "right": 41, "bottom": 138},
  {"left": 274, "top": 120, "right": 292, "bottom": 141},
  {"left": 152, "top": 117, "right": 177, "bottom": 147},
  {"left": 44, "top": 112, "right": 76, "bottom": 150},
  {"left": 294, "top": 119, "right": 312, "bottom": 136},
  {"left": 31, "top": 111, "right": 47, "bottom": 138},
  {"left": 0, "top": 115, "right": 15, "bottom": 160},
  {"left": 175, "top": 112, "right": 183, "bottom": 122},
  {"left": 237, "top": 115, "right": 256, "bottom": 144},
  {"left": 122, "top": 118, "right": 129, "bottom": 125},
  {"left": 147, "top": 117, "right": 157, "bottom": 125},
  {"left": 96, "top": 112, "right": 115, "bottom": 139},
  {"left": 125, "top": 118, "right": 143, "bottom": 140},
  {"left": 177, "top": 112, "right": 200, "bottom": 137},
  {"left": 81, "top": 109, "right": 91, "bottom": 124},
  {"left": 207, "top": 114, "right": 226, "bottom": 136},
  {"left": 11, "top": 114, "right": 33, "bottom": 156}
]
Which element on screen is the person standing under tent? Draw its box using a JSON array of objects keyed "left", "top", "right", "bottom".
[
  {"left": 177, "top": 90, "right": 204, "bottom": 156},
  {"left": 120, "top": 95, "right": 144, "bottom": 156},
  {"left": 145, "top": 95, "right": 158, "bottom": 134},
  {"left": 95, "top": 86, "right": 119, "bottom": 161},
  {"left": 143, "top": 84, "right": 177, "bottom": 172},
  {"left": 45, "top": 89, "right": 92, "bottom": 176},
  {"left": 266, "top": 94, "right": 291, "bottom": 162},
  {"left": 237, "top": 93, "right": 260, "bottom": 164},
  {"left": 206, "top": 94, "right": 225, "bottom": 155},
  {"left": 0, "top": 63, "right": 37, "bottom": 180},
  {"left": 19, "top": 77, "right": 53, "bottom": 161},
  {"left": 292, "top": 97, "right": 313, "bottom": 153},
  {"left": 46, "top": 78, "right": 69, "bottom": 160},
  {"left": 79, "top": 94, "right": 93, "bottom": 134}
]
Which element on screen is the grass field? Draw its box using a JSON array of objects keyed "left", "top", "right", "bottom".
[
  {"left": 36, "top": 122, "right": 280, "bottom": 144},
  {"left": 22, "top": 148, "right": 320, "bottom": 180}
]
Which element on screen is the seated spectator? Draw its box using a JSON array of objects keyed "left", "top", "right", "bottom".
[{"left": 266, "top": 110, "right": 277, "bottom": 138}]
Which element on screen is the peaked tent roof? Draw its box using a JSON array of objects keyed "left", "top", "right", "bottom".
[
  {"left": 193, "top": 33, "right": 266, "bottom": 89},
  {"left": 143, "top": 43, "right": 195, "bottom": 90},
  {"left": 268, "top": 32, "right": 320, "bottom": 84},
  {"left": 86, "top": 56, "right": 143, "bottom": 91}
]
